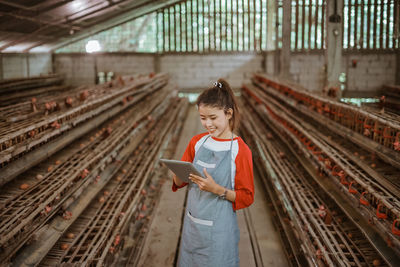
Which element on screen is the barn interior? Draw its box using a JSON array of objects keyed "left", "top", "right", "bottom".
[{"left": 0, "top": 1, "right": 400, "bottom": 266}]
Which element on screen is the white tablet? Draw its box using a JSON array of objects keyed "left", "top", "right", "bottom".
[{"left": 160, "top": 159, "right": 204, "bottom": 183}]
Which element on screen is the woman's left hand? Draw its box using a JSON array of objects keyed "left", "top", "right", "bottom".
[{"left": 189, "top": 168, "right": 219, "bottom": 194}]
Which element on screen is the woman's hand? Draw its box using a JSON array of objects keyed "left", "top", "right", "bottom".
[
  {"left": 189, "top": 168, "right": 224, "bottom": 195},
  {"left": 173, "top": 174, "right": 184, "bottom": 187}
]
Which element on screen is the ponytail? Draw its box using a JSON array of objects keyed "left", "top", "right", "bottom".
[{"left": 196, "top": 78, "right": 240, "bottom": 131}]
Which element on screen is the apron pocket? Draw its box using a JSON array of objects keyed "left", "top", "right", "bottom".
[
  {"left": 186, "top": 211, "right": 213, "bottom": 265},
  {"left": 195, "top": 159, "right": 216, "bottom": 169}
]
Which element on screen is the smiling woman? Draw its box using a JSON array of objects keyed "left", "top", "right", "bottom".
[{"left": 171, "top": 78, "right": 254, "bottom": 267}]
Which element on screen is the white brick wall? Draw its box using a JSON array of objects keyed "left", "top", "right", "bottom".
[
  {"left": 345, "top": 53, "right": 396, "bottom": 92},
  {"left": 54, "top": 54, "right": 95, "bottom": 86},
  {"left": 3, "top": 54, "right": 28, "bottom": 79},
  {"left": 289, "top": 53, "right": 325, "bottom": 92},
  {"left": 29, "top": 54, "right": 52, "bottom": 76},
  {"left": 160, "top": 54, "right": 263, "bottom": 89},
  {"left": 36, "top": 51, "right": 399, "bottom": 93},
  {"left": 2, "top": 53, "right": 52, "bottom": 79},
  {"left": 96, "top": 54, "right": 154, "bottom": 74},
  {"left": 54, "top": 54, "right": 155, "bottom": 86}
]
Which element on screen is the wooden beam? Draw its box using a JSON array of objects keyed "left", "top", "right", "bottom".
[
  {"left": 179, "top": 3, "right": 182, "bottom": 52},
  {"left": 237, "top": 0, "right": 239, "bottom": 51},
  {"left": 173, "top": 5, "right": 176, "bottom": 51},
  {"left": 386, "top": 0, "right": 390, "bottom": 49},
  {"left": 208, "top": 0, "right": 212, "bottom": 51},
  {"left": 360, "top": 0, "right": 364, "bottom": 49},
  {"left": 197, "top": 0, "right": 200, "bottom": 52},
  {"left": 367, "top": 0, "right": 371, "bottom": 49},
  {"left": 163, "top": 9, "right": 166, "bottom": 52},
  {"left": 253, "top": 0, "right": 256, "bottom": 51},
  {"left": 380, "top": 0, "right": 384, "bottom": 49},
  {"left": 308, "top": 0, "right": 312, "bottom": 49},
  {"left": 242, "top": 0, "right": 245, "bottom": 51},
  {"left": 321, "top": 0, "right": 325, "bottom": 48},
  {"left": 168, "top": 7, "right": 171, "bottom": 51},
  {"left": 394, "top": 0, "right": 399, "bottom": 49},
  {"left": 373, "top": 0, "right": 377, "bottom": 49},
  {"left": 226, "top": 0, "right": 229, "bottom": 51},
  {"left": 260, "top": 0, "right": 263, "bottom": 51},
  {"left": 248, "top": 0, "right": 250, "bottom": 51},
  {"left": 215, "top": 0, "right": 217, "bottom": 51},
  {"left": 220, "top": 0, "right": 223, "bottom": 51},
  {"left": 186, "top": 1, "right": 188, "bottom": 52},
  {"left": 231, "top": 0, "right": 234, "bottom": 51},
  {"left": 203, "top": 0, "right": 206, "bottom": 51}
]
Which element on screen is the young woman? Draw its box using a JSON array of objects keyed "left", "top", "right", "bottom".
[{"left": 172, "top": 79, "right": 254, "bottom": 267}]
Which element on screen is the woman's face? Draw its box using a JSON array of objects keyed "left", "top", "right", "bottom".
[{"left": 198, "top": 104, "right": 232, "bottom": 138}]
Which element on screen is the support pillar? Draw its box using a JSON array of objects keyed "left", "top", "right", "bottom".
[
  {"left": 280, "top": 0, "right": 291, "bottom": 79},
  {"left": 325, "top": 0, "right": 343, "bottom": 98}
]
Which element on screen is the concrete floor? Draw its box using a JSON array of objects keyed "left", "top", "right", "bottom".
[{"left": 138, "top": 104, "right": 289, "bottom": 267}]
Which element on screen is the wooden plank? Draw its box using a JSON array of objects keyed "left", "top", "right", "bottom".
[
  {"left": 295, "top": 0, "right": 299, "bottom": 50},
  {"left": 308, "top": 0, "right": 312, "bottom": 49},
  {"left": 242, "top": 0, "right": 245, "bottom": 50},
  {"left": 260, "top": 0, "right": 263, "bottom": 51},
  {"left": 360, "top": 0, "right": 364, "bottom": 49},
  {"left": 226, "top": 0, "right": 229, "bottom": 51},
  {"left": 248, "top": 0, "right": 251, "bottom": 50},
  {"left": 168, "top": 7, "right": 172, "bottom": 51},
  {"left": 386, "top": 0, "right": 390, "bottom": 49},
  {"left": 394, "top": 0, "right": 399, "bottom": 49},
  {"left": 208, "top": 0, "right": 211, "bottom": 51},
  {"left": 214, "top": 0, "right": 217, "bottom": 50},
  {"left": 220, "top": 0, "right": 223, "bottom": 50},
  {"left": 237, "top": 0, "right": 239, "bottom": 51},
  {"left": 321, "top": 0, "right": 325, "bottom": 48},
  {"left": 156, "top": 11, "right": 159, "bottom": 52},
  {"left": 253, "top": 0, "right": 256, "bottom": 50},
  {"left": 380, "top": 0, "right": 384, "bottom": 49},
  {"left": 173, "top": 5, "right": 176, "bottom": 51},
  {"left": 348, "top": 0, "right": 351, "bottom": 49},
  {"left": 163, "top": 9, "right": 166, "bottom": 52},
  {"left": 302, "top": 0, "right": 305, "bottom": 50},
  {"left": 231, "top": 0, "right": 234, "bottom": 50},
  {"left": 203, "top": 0, "right": 205, "bottom": 51},
  {"left": 190, "top": 0, "right": 194, "bottom": 51},
  {"left": 185, "top": 1, "right": 188, "bottom": 52},
  {"left": 197, "top": 0, "right": 200, "bottom": 52},
  {"left": 354, "top": 0, "right": 358, "bottom": 49},
  {"left": 179, "top": 3, "right": 182, "bottom": 52}
]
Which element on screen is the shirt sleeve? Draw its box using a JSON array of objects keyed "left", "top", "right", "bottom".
[
  {"left": 232, "top": 140, "right": 254, "bottom": 211},
  {"left": 171, "top": 134, "right": 202, "bottom": 191}
]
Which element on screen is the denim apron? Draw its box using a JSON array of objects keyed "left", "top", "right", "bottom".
[{"left": 178, "top": 134, "right": 240, "bottom": 267}]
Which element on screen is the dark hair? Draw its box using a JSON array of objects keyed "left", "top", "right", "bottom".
[{"left": 196, "top": 78, "right": 240, "bottom": 131}]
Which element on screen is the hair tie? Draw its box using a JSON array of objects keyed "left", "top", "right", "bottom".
[{"left": 214, "top": 81, "right": 222, "bottom": 88}]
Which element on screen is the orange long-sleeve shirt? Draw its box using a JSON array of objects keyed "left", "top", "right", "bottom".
[{"left": 172, "top": 133, "right": 254, "bottom": 211}]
